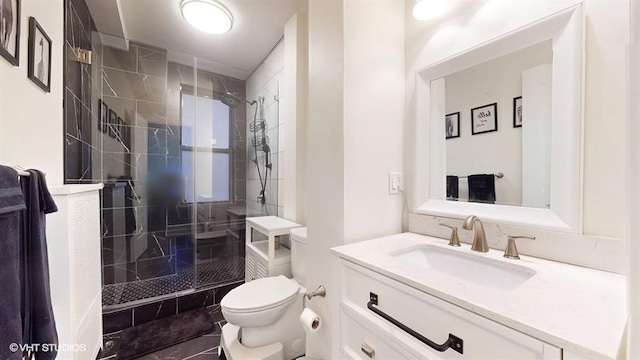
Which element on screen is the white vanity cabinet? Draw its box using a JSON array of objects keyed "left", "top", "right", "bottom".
[{"left": 333, "top": 259, "right": 561, "bottom": 360}]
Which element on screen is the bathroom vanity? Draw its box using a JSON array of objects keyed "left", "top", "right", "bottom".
[
  {"left": 330, "top": 233, "right": 625, "bottom": 360},
  {"left": 350, "top": 5, "right": 626, "bottom": 358}
]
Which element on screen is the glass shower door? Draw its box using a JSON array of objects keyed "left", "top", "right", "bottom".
[
  {"left": 185, "top": 58, "right": 247, "bottom": 289},
  {"left": 96, "top": 35, "right": 247, "bottom": 310}
]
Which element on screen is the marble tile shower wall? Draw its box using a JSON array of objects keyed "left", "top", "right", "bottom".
[
  {"left": 64, "top": 0, "right": 102, "bottom": 183},
  {"left": 98, "top": 41, "right": 178, "bottom": 285},
  {"left": 245, "top": 40, "right": 284, "bottom": 217}
]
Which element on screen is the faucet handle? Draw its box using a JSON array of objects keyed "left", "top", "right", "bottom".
[
  {"left": 504, "top": 235, "right": 536, "bottom": 260},
  {"left": 439, "top": 223, "right": 461, "bottom": 247}
]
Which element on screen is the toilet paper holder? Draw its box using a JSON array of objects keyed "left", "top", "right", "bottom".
[{"left": 303, "top": 285, "right": 326, "bottom": 307}]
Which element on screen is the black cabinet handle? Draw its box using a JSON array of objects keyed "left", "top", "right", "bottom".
[{"left": 367, "top": 292, "right": 464, "bottom": 354}]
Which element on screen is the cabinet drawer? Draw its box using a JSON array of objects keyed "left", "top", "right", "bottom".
[
  {"left": 338, "top": 260, "right": 561, "bottom": 360},
  {"left": 341, "top": 302, "right": 429, "bottom": 360}
]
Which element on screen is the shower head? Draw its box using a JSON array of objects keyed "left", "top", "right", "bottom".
[
  {"left": 221, "top": 92, "right": 256, "bottom": 108},
  {"left": 219, "top": 77, "right": 255, "bottom": 108}
]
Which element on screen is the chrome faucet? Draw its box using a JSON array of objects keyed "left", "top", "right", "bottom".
[{"left": 462, "top": 215, "right": 489, "bottom": 252}]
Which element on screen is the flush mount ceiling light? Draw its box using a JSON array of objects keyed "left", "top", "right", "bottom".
[
  {"left": 180, "top": 0, "right": 233, "bottom": 34},
  {"left": 412, "top": 0, "right": 448, "bottom": 21}
]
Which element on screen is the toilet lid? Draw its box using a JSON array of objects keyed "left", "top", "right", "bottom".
[{"left": 221, "top": 276, "right": 300, "bottom": 312}]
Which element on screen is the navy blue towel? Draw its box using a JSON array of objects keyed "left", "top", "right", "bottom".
[
  {"left": 0, "top": 166, "right": 26, "bottom": 360},
  {"left": 21, "top": 170, "right": 58, "bottom": 360},
  {"left": 446, "top": 176, "right": 459, "bottom": 200},
  {"left": 0, "top": 167, "right": 26, "bottom": 215},
  {"left": 468, "top": 174, "right": 496, "bottom": 204}
]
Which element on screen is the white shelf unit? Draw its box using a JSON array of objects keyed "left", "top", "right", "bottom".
[{"left": 245, "top": 216, "right": 301, "bottom": 282}]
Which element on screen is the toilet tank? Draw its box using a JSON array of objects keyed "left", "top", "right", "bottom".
[{"left": 290, "top": 227, "right": 308, "bottom": 287}]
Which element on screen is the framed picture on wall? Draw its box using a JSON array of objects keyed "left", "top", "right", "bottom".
[
  {"left": 445, "top": 112, "right": 460, "bottom": 139},
  {"left": 471, "top": 103, "right": 498, "bottom": 135},
  {"left": 108, "top": 109, "right": 118, "bottom": 139},
  {"left": 0, "top": 0, "right": 21, "bottom": 66},
  {"left": 513, "top": 96, "right": 522, "bottom": 128},
  {"left": 117, "top": 116, "right": 126, "bottom": 142},
  {"left": 98, "top": 99, "right": 109, "bottom": 133},
  {"left": 27, "top": 17, "right": 52, "bottom": 92}
]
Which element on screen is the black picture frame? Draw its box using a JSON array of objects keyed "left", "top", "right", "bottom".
[
  {"left": 0, "top": 0, "right": 20, "bottom": 66},
  {"left": 27, "top": 17, "right": 52, "bottom": 92},
  {"left": 513, "top": 96, "right": 522, "bottom": 128},
  {"left": 471, "top": 103, "right": 498, "bottom": 135},
  {"left": 445, "top": 112, "right": 460, "bottom": 139},
  {"left": 117, "top": 116, "right": 125, "bottom": 142},
  {"left": 98, "top": 99, "right": 109, "bottom": 133},
  {"left": 108, "top": 109, "right": 118, "bottom": 139}
]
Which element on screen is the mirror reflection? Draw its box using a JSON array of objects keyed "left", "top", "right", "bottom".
[{"left": 440, "top": 40, "right": 552, "bottom": 208}]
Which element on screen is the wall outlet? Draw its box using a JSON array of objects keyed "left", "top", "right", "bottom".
[{"left": 389, "top": 172, "right": 403, "bottom": 194}]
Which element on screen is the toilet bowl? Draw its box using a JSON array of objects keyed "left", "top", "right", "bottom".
[
  {"left": 221, "top": 275, "right": 299, "bottom": 327},
  {"left": 220, "top": 227, "right": 309, "bottom": 360}
]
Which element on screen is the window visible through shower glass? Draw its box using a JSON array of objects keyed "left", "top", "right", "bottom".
[{"left": 181, "top": 92, "right": 231, "bottom": 203}]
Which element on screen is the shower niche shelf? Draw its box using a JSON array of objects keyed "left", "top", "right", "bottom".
[{"left": 245, "top": 216, "right": 301, "bottom": 282}]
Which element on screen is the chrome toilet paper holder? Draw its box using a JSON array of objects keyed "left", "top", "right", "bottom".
[{"left": 303, "top": 285, "right": 326, "bottom": 307}]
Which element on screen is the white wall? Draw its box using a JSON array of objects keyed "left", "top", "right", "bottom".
[
  {"left": 306, "top": 0, "right": 405, "bottom": 358},
  {"left": 406, "top": 0, "right": 629, "bottom": 239},
  {"left": 246, "top": 40, "right": 285, "bottom": 216},
  {"left": 521, "top": 63, "right": 552, "bottom": 208},
  {"left": 582, "top": 1, "right": 629, "bottom": 238},
  {"left": 283, "top": 12, "right": 308, "bottom": 224},
  {"left": 343, "top": 0, "right": 405, "bottom": 244},
  {"left": 626, "top": 1, "right": 639, "bottom": 358},
  {"left": 306, "top": 1, "right": 345, "bottom": 356},
  {"left": 444, "top": 41, "right": 552, "bottom": 206},
  {"left": 0, "top": 0, "right": 64, "bottom": 184}
]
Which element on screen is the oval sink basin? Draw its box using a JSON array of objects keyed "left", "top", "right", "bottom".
[{"left": 392, "top": 245, "right": 536, "bottom": 290}]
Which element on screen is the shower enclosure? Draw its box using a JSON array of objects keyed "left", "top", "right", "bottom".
[
  {"left": 64, "top": 9, "right": 280, "bottom": 316},
  {"left": 97, "top": 48, "right": 256, "bottom": 308}
]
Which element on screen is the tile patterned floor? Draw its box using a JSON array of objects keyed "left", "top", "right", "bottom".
[{"left": 98, "top": 320, "right": 226, "bottom": 360}]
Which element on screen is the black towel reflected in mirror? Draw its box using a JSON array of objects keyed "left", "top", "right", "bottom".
[
  {"left": 468, "top": 174, "right": 496, "bottom": 204},
  {"left": 446, "top": 176, "right": 459, "bottom": 200}
]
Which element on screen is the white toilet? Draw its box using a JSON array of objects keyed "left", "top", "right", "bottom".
[{"left": 220, "top": 227, "right": 309, "bottom": 360}]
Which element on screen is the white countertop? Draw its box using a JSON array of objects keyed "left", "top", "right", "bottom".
[{"left": 331, "top": 232, "right": 626, "bottom": 360}]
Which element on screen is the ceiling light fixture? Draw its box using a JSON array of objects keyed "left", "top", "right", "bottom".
[
  {"left": 180, "top": 0, "right": 233, "bottom": 34},
  {"left": 412, "top": 0, "right": 448, "bottom": 21}
]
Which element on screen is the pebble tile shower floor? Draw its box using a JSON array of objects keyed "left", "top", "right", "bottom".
[{"left": 103, "top": 258, "right": 245, "bottom": 306}]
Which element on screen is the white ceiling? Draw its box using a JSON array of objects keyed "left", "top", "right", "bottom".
[{"left": 88, "top": 0, "right": 307, "bottom": 79}]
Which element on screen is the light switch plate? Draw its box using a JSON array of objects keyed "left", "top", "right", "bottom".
[{"left": 389, "top": 172, "right": 403, "bottom": 194}]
